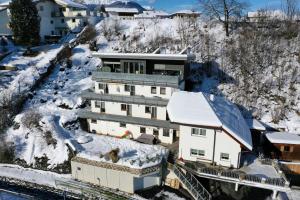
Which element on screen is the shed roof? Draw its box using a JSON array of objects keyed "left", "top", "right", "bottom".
[
  {"left": 167, "top": 91, "right": 252, "bottom": 150},
  {"left": 265, "top": 132, "right": 300, "bottom": 145}
]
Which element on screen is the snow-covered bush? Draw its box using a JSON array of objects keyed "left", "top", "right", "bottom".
[{"left": 21, "top": 110, "right": 42, "bottom": 129}]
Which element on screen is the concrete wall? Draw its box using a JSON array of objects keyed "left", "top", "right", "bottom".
[
  {"left": 91, "top": 100, "right": 167, "bottom": 121},
  {"left": 0, "top": 9, "right": 12, "bottom": 35},
  {"left": 179, "top": 125, "right": 241, "bottom": 168},
  {"left": 88, "top": 119, "right": 175, "bottom": 144},
  {"left": 95, "top": 82, "right": 177, "bottom": 99},
  {"left": 71, "top": 160, "right": 161, "bottom": 193}
]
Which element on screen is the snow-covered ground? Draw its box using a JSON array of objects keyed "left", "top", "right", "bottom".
[
  {"left": 0, "top": 164, "right": 71, "bottom": 188},
  {"left": 6, "top": 44, "right": 100, "bottom": 168}
]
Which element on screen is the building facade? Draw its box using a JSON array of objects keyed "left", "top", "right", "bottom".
[
  {"left": 0, "top": 7, "right": 12, "bottom": 36},
  {"left": 0, "top": 0, "right": 88, "bottom": 42},
  {"left": 79, "top": 50, "right": 195, "bottom": 144},
  {"left": 167, "top": 91, "right": 253, "bottom": 168}
]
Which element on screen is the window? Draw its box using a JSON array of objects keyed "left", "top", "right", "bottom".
[
  {"left": 51, "top": 31, "right": 54, "bottom": 35},
  {"left": 151, "top": 87, "right": 157, "bottom": 94},
  {"left": 191, "top": 128, "right": 206, "bottom": 137},
  {"left": 77, "top": 167, "right": 81, "bottom": 170},
  {"left": 121, "top": 104, "right": 127, "bottom": 111},
  {"left": 145, "top": 106, "right": 151, "bottom": 113},
  {"left": 125, "top": 85, "right": 131, "bottom": 92},
  {"left": 95, "top": 101, "right": 101, "bottom": 108},
  {"left": 140, "top": 127, "right": 146, "bottom": 134},
  {"left": 163, "top": 129, "right": 169, "bottom": 137},
  {"left": 160, "top": 87, "right": 166, "bottom": 95},
  {"left": 220, "top": 153, "right": 230, "bottom": 160},
  {"left": 190, "top": 149, "right": 205, "bottom": 157},
  {"left": 40, "top": 6, "right": 44, "bottom": 11},
  {"left": 72, "top": 18, "right": 76, "bottom": 23},
  {"left": 120, "top": 123, "right": 126, "bottom": 128},
  {"left": 50, "top": 20, "right": 54, "bottom": 24},
  {"left": 61, "top": 19, "right": 65, "bottom": 23},
  {"left": 153, "top": 129, "right": 159, "bottom": 136},
  {"left": 91, "top": 119, "right": 97, "bottom": 124},
  {"left": 98, "top": 83, "right": 105, "bottom": 89},
  {"left": 283, "top": 146, "right": 290, "bottom": 152}
]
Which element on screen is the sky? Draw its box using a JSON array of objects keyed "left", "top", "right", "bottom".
[
  {"left": 137, "top": 0, "right": 299, "bottom": 12},
  {"left": 0, "top": 0, "right": 299, "bottom": 12}
]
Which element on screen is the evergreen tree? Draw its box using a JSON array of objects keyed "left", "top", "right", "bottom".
[{"left": 9, "top": 0, "right": 40, "bottom": 46}]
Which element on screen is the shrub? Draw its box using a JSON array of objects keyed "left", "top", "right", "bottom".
[
  {"left": 21, "top": 110, "right": 42, "bottom": 129},
  {"left": 0, "top": 141, "right": 15, "bottom": 163},
  {"left": 109, "top": 148, "right": 120, "bottom": 163}
]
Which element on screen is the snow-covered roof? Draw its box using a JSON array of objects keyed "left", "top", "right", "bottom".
[
  {"left": 55, "top": 0, "right": 87, "bottom": 9},
  {"left": 105, "top": 1, "right": 145, "bottom": 13},
  {"left": 172, "top": 10, "right": 200, "bottom": 15},
  {"left": 72, "top": 134, "right": 168, "bottom": 169},
  {"left": 134, "top": 10, "right": 170, "bottom": 19},
  {"left": 247, "top": 10, "right": 285, "bottom": 19},
  {"left": 167, "top": 91, "right": 252, "bottom": 150},
  {"left": 245, "top": 118, "right": 266, "bottom": 131},
  {"left": 265, "top": 132, "right": 300, "bottom": 145},
  {"left": 93, "top": 52, "right": 195, "bottom": 61}
]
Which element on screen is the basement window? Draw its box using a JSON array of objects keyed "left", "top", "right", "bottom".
[
  {"left": 120, "top": 123, "right": 126, "bottom": 128},
  {"left": 163, "top": 129, "right": 169, "bottom": 137},
  {"left": 91, "top": 119, "right": 97, "bottom": 124},
  {"left": 145, "top": 106, "right": 151, "bottom": 113},
  {"left": 153, "top": 129, "right": 159, "bottom": 136},
  {"left": 220, "top": 153, "right": 230, "bottom": 160},
  {"left": 98, "top": 83, "right": 105, "bottom": 89},
  {"left": 77, "top": 167, "right": 81, "bottom": 171},
  {"left": 160, "top": 87, "right": 166, "bottom": 95},
  {"left": 95, "top": 101, "right": 101, "bottom": 108},
  {"left": 124, "top": 84, "right": 131, "bottom": 92}
]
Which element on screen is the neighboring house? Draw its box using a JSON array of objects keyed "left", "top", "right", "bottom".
[
  {"left": 134, "top": 10, "right": 170, "bottom": 19},
  {"left": 105, "top": 1, "right": 145, "bottom": 19},
  {"left": 0, "top": 0, "right": 88, "bottom": 43},
  {"left": 167, "top": 91, "right": 253, "bottom": 168},
  {"left": 265, "top": 132, "right": 300, "bottom": 174},
  {"left": 170, "top": 10, "right": 200, "bottom": 19},
  {"left": 78, "top": 49, "right": 195, "bottom": 144},
  {"left": 0, "top": 7, "right": 12, "bottom": 36}
]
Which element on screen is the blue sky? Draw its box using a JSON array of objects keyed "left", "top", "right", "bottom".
[{"left": 138, "top": 0, "right": 299, "bottom": 12}]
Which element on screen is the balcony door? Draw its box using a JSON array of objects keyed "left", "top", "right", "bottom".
[{"left": 127, "top": 105, "right": 132, "bottom": 116}]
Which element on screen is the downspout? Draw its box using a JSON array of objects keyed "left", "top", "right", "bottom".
[{"left": 212, "top": 130, "right": 217, "bottom": 165}]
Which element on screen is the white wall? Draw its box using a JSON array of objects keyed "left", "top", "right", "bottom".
[
  {"left": 179, "top": 125, "right": 242, "bottom": 168},
  {"left": 91, "top": 100, "right": 167, "bottom": 121},
  {"left": 87, "top": 119, "right": 175, "bottom": 144},
  {"left": 37, "top": 1, "right": 57, "bottom": 41},
  {"left": 95, "top": 82, "right": 178, "bottom": 99},
  {"left": 0, "top": 9, "right": 12, "bottom": 35},
  {"left": 71, "top": 160, "right": 161, "bottom": 193}
]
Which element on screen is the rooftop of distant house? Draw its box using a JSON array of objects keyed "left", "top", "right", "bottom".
[
  {"left": 266, "top": 132, "right": 300, "bottom": 145},
  {"left": 105, "top": 1, "right": 145, "bottom": 13}
]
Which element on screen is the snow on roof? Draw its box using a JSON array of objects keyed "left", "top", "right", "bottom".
[
  {"left": 167, "top": 91, "right": 252, "bottom": 150},
  {"left": 105, "top": 1, "right": 145, "bottom": 13},
  {"left": 247, "top": 10, "right": 286, "bottom": 19},
  {"left": 73, "top": 133, "right": 168, "bottom": 169},
  {"left": 172, "top": 10, "right": 200, "bottom": 15},
  {"left": 134, "top": 10, "right": 170, "bottom": 18},
  {"left": 266, "top": 132, "right": 300, "bottom": 145},
  {"left": 55, "top": 0, "right": 87, "bottom": 9},
  {"left": 245, "top": 118, "right": 266, "bottom": 131}
]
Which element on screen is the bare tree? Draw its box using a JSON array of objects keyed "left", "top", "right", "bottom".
[
  {"left": 281, "top": 0, "right": 299, "bottom": 21},
  {"left": 199, "top": 0, "right": 248, "bottom": 36}
]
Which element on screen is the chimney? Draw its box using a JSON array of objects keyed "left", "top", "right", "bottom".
[{"left": 210, "top": 94, "right": 215, "bottom": 101}]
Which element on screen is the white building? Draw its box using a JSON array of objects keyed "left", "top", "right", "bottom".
[
  {"left": 167, "top": 91, "right": 252, "bottom": 168},
  {"left": 79, "top": 50, "right": 195, "bottom": 144},
  {"left": 104, "top": 1, "right": 145, "bottom": 19},
  {"left": 134, "top": 10, "right": 170, "bottom": 19},
  {"left": 170, "top": 10, "right": 200, "bottom": 19},
  {"left": 0, "top": 0, "right": 88, "bottom": 42},
  {"left": 0, "top": 7, "right": 12, "bottom": 36}
]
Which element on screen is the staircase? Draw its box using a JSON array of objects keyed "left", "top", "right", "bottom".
[{"left": 171, "top": 164, "right": 212, "bottom": 200}]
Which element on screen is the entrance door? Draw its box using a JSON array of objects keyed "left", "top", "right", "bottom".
[{"left": 130, "top": 86, "right": 135, "bottom": 96}]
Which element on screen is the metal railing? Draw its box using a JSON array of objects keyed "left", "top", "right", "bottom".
[{"left": 172, "top": 164, "right": 212, "bottom": 200}]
